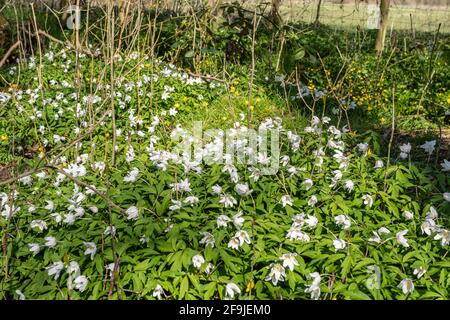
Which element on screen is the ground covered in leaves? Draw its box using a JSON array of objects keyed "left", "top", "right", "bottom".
[{"left": 0, "top": 47, "right": 449, "bottom": 300}]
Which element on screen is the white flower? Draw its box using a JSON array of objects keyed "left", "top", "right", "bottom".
[
  {"left": 228, "top": 237, "right": 240, "bottom": 250},
  {"left": 413, "top": 266, "right": 427, "bottom": 279},
  {"left": 192, "top": 254, "right": 205, "bottom": 269},
  {"left": 286, "top": 226, "right": 310, "bottom": 242},
  {"left": 281, "top": 195, "right": 293, "bottom": 207},
  {"left": 169, "top": 200, "right": 182, "bottom": 211},
  {"left": 140, "top": 236, "right": 149, "bottom": 245},
  {"left": 44, "top": 236, "right": 57, "bottom": 248},
  {"left": 378, "top": 227, "right": 390, "bottom": 235},
  {"left": 153, "top": 284, "right": 164, "bottom": 299},
  {"left": 281, "top": 253, "right": 298, "bottom": 271},
  {"left": 308, "top": 195, "right": 318, "bottom": 207},
  {"left": 441, "top": 159, "right": 450, "bottom": 172},
  {"left": 15, "top": 290, "right": 26, "bottom": 300},
  {"left": 235, "top": 230, "right": 251, "bottom": 246},
  {"left": 212, "top": 185, "right": 222, "bottom": 194},
  {"left": 83, "top": 242, "right": 97, "bottom": 260},
  {"left": 1, "top": 204, "right": 20, "bottom": 219},
  {"left": 357, "top": 143, "right": 369, "bottom": 154},
  {"left": 302, "top": 179, "right": 313, "bottom": 190},
  {"left": 19, "top": 175, "right": 32, "bottom": 186},
  {"left": 64, "top": 163, "right": 86, "bottom": 177},
  {"left": 106, "top": 263, "right": 118, "bottom": 278},
  {"left": 199, "top": 232, "right": 215, "bottom": 248},
  {"left": 344, "top": 180, "right": 354, "bottom": 192},
  {"left": 434, "top": 229, "right": 450, "bottom": 246},
  {"left": 0, "top": 92, "right": 11, "bottom": 104},
  {"left": 217, "top": 215, "right": 231, "bottom": 228},
  {"left": 420, "top": 140, "right": 436, "bottom": 155},
  {"left": 235, "top": 183, "right": 252, "bottom": 196},
  {"left": 126, "top": 146, "right": 135, "bottom": 162},
  {"left": 398, "top": 278, "right": 414, "bottom": 295},
  {"left": 399, "top": 143, "right": 411, "bottom": 153},
  {"left": 169, "top": 107, "right": 178, "bottom": 116},
  {"left": 421, "top": 219, "right": 436, "bottom": 236},
  {"left": 305, "top": 215, "right": 318, "bottom": 229},
  {"left": 28, "top": 243, "right": 40, "bottom": 256},
  {"left": 443, "top": 193, "right": 450, "bottom": 202},
  {"left": 36, "top": 172, "right": 47, "bottom": 180},
  {"left": 265, "top": 263, "right": 286, "bottom": 286},
  {"left": 305, "top": 272, "right": 321, "bottom": 300},
  {"left": 219, "top": 194, "right": 237, "bottom": 208},
  {"left": 280, "top": 155, "right": 290, "bottom": 166},
  {"left": 67, "top": 261, "right": 80, "bottom": 276},
  {"left": 205, "top": 263, "right": 214, "bottom": 275},
  {"left": 232, "top": 212, "right": 245, "bottom": 229},
  {"left": 74, "top": 275, "right": 88, "bottom": 292},
  {"left": 426, "top": 206, "right": 438, "bottom": 220},
  {"left": 225, "top": 283, "right": 241, "bottom": 299},
  {"left": 30, "top": 220, "right": 47, "bottom": 232},
  {"left": 51, "top": 212, "right": 62, "bottom": 223},
  {"left": 46, "top": 261, "right": 64, "bottom": 280},
  {"left": 170, "top": 178, "right": 192, "bottom": 193},
  {"left": 104, "top": 225, "right": 116, "bottom": 236},
  {"left": 396, "top": 230, "right": 409, "bottom": 247},
  {"left": 92, "top": 161, "right": 105, "bottom": 173},
  {"left": 334, "top": 214, "right": 351, "bottom": 230},
  {"left": 45, "top": 200, "right": 55, "bottom": 211},
  {"left": 399, "top": 152, "right": 409, "bottom": 159},
  {"left": 368, "top": 231, "right": 381, "bottom": 244},
  {"left": 124, "top": 167, "right": 139, "bottom": 182},
  {"left": 125, "top": 206, "right": 139, "bottom": 220},
  {"left": 184, "top": 196, "right": 199, "bottom": 206},
  {"left": 362, "top": 194, "right": 373, "bottom": 208},
  {"left": 333, "top": 238, "right": 346, "bottom": 251},
  {"left": 374, "top": 159, "right": 384, "bottom": 169},
  {"left": 404, "top": 211, "right": 414, "bottom": 220}
]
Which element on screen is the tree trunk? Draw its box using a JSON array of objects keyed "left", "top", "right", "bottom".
[
  {"left": 314, "top": 0, "right": 322, "bottom": 26},
  {"left": 375, "top": 0, "right": 390, "bottom": 54}
]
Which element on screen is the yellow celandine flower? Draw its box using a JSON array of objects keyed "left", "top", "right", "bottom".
[
  {"left": 0, "top": 134, "right": 7, "bottom": 141},
  {"left": 367, "top": 148, "right": 372, "bottom": 157},
  {"left": 245, "top": 280, "right": 255, "bottom": 293},
  {"left": 39, "top": 146, "right": 46, "bottom": 157}
]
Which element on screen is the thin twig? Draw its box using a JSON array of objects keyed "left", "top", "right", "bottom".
[{"left": 0, "top": 40, "right": 21, "bottom": 68}]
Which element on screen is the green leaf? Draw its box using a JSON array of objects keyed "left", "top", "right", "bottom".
[
  {"left": 184, "top": 50, "right": 194, "bottom": 58},
  {"left": 342, "top": 290, "right": 372, "bottom": 300},
  {"left": 179, "top": 276, "right": 189, "bottom": 299},
  {"left": 341, "top": 255, "right": 352, "bottom": 279}
]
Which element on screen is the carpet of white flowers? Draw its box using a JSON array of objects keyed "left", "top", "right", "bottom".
[{"left": 0, "top": 47, "right": 450, "bottom": 300}]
